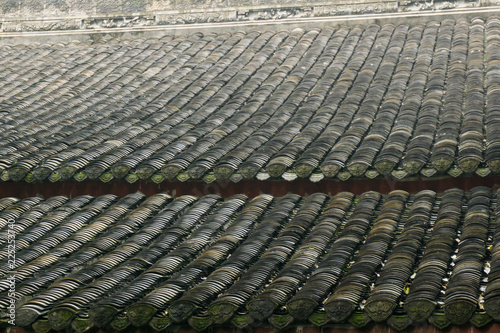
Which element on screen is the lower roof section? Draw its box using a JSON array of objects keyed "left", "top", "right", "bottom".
[{"left": 2, "top": 187, "right": 500, "bottom": 331}]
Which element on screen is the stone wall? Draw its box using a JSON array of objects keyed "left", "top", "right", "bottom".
[
  {"left": 0, "top": 0, "right": 149, "bottom": 16},
  {"left": 0, "top": 0, "right": 487, "bottom": 32},
  {"left": 0, "top": 0, "right": 400, "bottom": 17}
]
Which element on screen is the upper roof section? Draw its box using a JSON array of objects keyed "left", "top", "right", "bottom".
[{"left": 1, "top": 17, "right": 500, "bottom": 184}]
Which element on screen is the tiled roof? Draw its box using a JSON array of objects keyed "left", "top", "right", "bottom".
[
  {"left": 2, "top": 17, "right": 500, "bottom": 183},
  {"left": 1, "top": 187, "right": 500, "bottom": 331}
]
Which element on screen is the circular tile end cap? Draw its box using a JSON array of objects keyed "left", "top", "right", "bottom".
[
  {"left": 231, "top": 312, "right": 254, "bottom": 329},
  {"left": 127, "top": 303, "right": 158, "bottom": 327},
  {"left": 404, "top": 299, "right": 436, "bottom": 322},
  {"left": 444, "top": 300, "right": 476, "bottom": 325},
  {"left": 71, "top": 316, "right": 93, "bottom": 333},
  {"left": 387, "top": 314, "right": 412, "bottom": 331},
  {"left": 324, "top": 299, "right": 356, "bottom": 323},
  {"left": 488, "top": 159, "right": 500, "bottom": 173},
  {"left": 149, "top": 315, "right": 172, "bottom": 332},
  {"left": 112, "top": 165, "right": 131, "bottom": 179},
  {"left": 320, "top": 163, "right": 341, "bottom": 178},
  {"left": 266, "top": 163, "right": 287, "bottom": 178},
  {"left": 374, "top": 160, "right": 396, "bottom": 175},
  {"left": 484, "top": 297, "right": 500, "bottom": 321},
  {"left": 111, "top": 315, "right": 131, "bottom": 331},
  {"left": 364, "top": 299, "right": 397, "bottom": 322},
  {"left": 347, "top": 162, "right": 369, "bottom": 177},
  {"left": 188, "top": 315, "right": 213, "bottom": 332},
  {"left": 168, "top": 300, "right": 197, "bottom": 323},
  {"left": 458, "top": 158, "right": 481, "bottom": 174},
  {"left": 208, "top": 302, "right": 238, "bottom": 324},
  {"left": 32, "top": 319, "right": 51, "bottom": 333},
  {"left": 162, "top": 165, "right": 182, "bottom": 181},
  {"left": 48, "top": 306, "right": 78, "bottom": 331},
  {"left": 431, "top": 156, "right": 454, "bottom": 172},
  {"left": 294, "top": 163, "right": 315, "bottom": 178},
  {"left": 247, "top": 298, "right": 277, "bottom": 321},
  {"left": 213, "top": 166, "right": 235, "bottom": 181},
  {"left": 8, "top": 166, "right": 29, "bottom": 182},
  {"left": 269, "top": 313, "right": 294, "bottom": 329},
  {"left": 286, "top": 298, "right": 318, "bottom": 321},
  {"left": 88, "top": 304, "right": 119, "bottom": 327}
]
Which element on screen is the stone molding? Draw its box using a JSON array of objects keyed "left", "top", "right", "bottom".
[{"left": 0, "top": 0, "right": 486, "bottom": 32}]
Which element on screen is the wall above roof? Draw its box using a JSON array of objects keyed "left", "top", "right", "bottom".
[{"left": 0, "top": 0, "right": 494, "bottom": 33}]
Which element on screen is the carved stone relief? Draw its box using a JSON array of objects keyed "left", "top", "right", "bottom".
[{"left": 0, "top": 0, "right": 490, "bottom": 33}]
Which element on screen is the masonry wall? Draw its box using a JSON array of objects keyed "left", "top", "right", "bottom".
[
  {"left": 0, "top": 0, "right": 396, "bottom": 17},
  {"left": 1, "top": 0, "right": 149, "bottom": 16},
  {"left": 1, "top": 0, "right": 492, "bottom": 34}
]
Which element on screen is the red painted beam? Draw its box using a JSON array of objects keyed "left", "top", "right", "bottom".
[
  {"left": 3, "top": 323, "right": 500, "bottom": 333},
  {"left": 0, "top": 175, "right": 500, "bottom": 199}
]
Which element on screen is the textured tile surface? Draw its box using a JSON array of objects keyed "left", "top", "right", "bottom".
[
  {"left": 1, "top": 187, "right": 499, "bottom": 330},
  {"left": 1, "top": 17, "right": 500, "bottom": 183}
]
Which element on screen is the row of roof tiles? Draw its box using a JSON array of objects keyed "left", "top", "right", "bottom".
[
  {"left": 1, "top": 187, "right": 500, "bottom": 331},
  {"left": 1, "top": 17, "right": 500, "bottom": 183}
]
